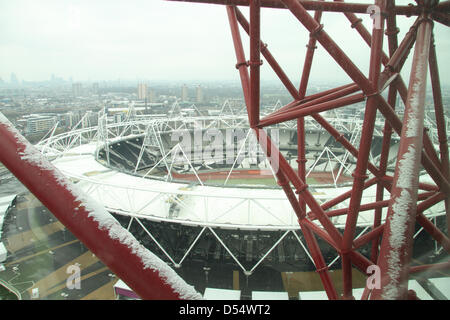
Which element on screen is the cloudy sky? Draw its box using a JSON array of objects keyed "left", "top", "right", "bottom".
[{"left": 1, "top": 0, "right": 449, "bottom": 85}]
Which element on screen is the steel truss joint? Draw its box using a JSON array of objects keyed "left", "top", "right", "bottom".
[
  {"left": 295, "top": 184, "right": 309, "bottom": 194},
  {"left": 235, "top": 61, "right": 248, "bottom": 69},
  {"left": 248, "top": 59, "right": 264, "bottom": 66},
  {"left": 351, "top": 18, "right": 363, "bottom": 29},
  {"left": 310, "top": 23, "right": 324, "bottom": 38},
  {"left": 315, "top": 265, "right": 329, "bottom": 274},
  {"left": 352, "top": 171, "right": 369, "bottom": 182}
]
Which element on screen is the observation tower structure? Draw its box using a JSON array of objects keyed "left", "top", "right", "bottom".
[
  {"left": 166, "top": 0, "right": 450, "bottom": 299},
  {"left": 0, "top": 0, "right": 448, "bottom": 300}
]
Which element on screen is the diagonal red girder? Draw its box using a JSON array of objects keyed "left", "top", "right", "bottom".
[{"left": 169, "top": 0, "right": 450, "bottom": 300}]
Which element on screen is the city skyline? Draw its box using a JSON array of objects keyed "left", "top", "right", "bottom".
[{"left": 1, "top": 0, "right": 450, "bottom": 85}]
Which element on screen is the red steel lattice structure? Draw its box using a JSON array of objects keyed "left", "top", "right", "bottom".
[
  {"left": 0, "top": 0, "right": 448, "bottom": 300},
  {"left": 167, "top": 0, "right": 450, "bottom": 299}
]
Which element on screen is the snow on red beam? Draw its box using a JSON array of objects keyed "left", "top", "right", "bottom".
[{"left": 0, "top": 113, "right": 202, "bottom": 300}]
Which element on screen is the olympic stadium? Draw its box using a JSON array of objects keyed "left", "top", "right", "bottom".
[{"left": 30, "top": 102, "right": 448, "bottom": 298}]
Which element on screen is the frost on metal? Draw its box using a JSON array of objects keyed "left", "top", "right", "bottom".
[
  {"left": 396, "top": 145, "right": 416, "bottom": 189},
  {"left": 382, "top": 41, "right": 429, "bottom": 299},
  {"left": 383, "top": 188, "right": 412, "bottom": 300},
  {"left": 0, "top": 113, "right": 202, "bottom": 300},
  {"left": 383, "top": 144, "right": 418, "bottom": 299},
  {"left": 405, "top": 50, "right": 427, "bottom": 139},
  {"left": 71, "top": 185, "right": 203, "bottom": 300}
]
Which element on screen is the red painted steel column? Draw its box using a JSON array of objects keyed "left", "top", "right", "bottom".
[
  {"left": 234, "top": 7, "right": 301, "bottom": 100},
  {"left": 372, "top": 0, "right": 400, "bottom": 264},
  {"left": 341, "top": 0, "right": 385, "bottom": 299},
  {"left": 371, "top": 16, "right": 433, "bottom": 300},
  {"left": 375, "top": 93, "right": 450, "bottom": 192},
  {"left": 280, "top": 0, "right": 373, "bottom": 94},
  {"left": 428, "top": 34, "right": 450, "bottom": 235},
  {"left": 227, "top": 5, "right": 251, "bottom": 110},
  {"left": 299, "top": 221, "right": 339, "bottom": 300},
  {"left": 254, "top": 128, "right": 340, "bottom": 297},
  {"left": 298, "top": 5, "right": 323, "bottom": 214},
  {"left": 0, "top": 114, "right": 200, "bottom": 300},
  {"left": 297, "top": 116, "right": 307, "bottom": 212},
  {"left": 249, "top": 0, "right": 261, "bottom": 128}
]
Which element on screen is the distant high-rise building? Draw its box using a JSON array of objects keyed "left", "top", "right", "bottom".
[
  {"left": 24, "top": 115, "right": 57, "bottom": 135},
  {"left": 72, "top": 82, "right": 83, "bottom": 97},
  {"left": 181, "top": 84, "right": 189, "bottom": 101},
  {"left": 138, "top": 83, "right": 148, "bottom": 100},
  {"left": 10, "top": 73, "right": 19, "bottom": 85},
  {"left": 148, "top": 88, "right": 155, "bottom": 103},
  {"left": 92, "top": 82, "right": 99, "bottom": 95},
  {"left": 196, "top": 85, "right": 203, "bottom": 103}
]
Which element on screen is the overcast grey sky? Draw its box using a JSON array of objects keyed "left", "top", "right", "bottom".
[{"left": 1, "top": 0, "right": 449, "bottom": 85}]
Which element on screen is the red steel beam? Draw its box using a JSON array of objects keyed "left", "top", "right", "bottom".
[
  {"left": 376, "top": 96, "right": 450, "bottom": 193},
  {"left": 255, "top": 129, "right": 398, "bottom": 299},
  {"left": 166, "top": 0, "right": 423, "bottom": 15},
  {"left": 297, "top": 3, "right": 323, "bottom": 214},
  {"left": 182, "top": 0, "right": 449, "bottom": 300},
  {"left": 371, "top": 16, "right": 433, "bottom": 300},
  {"left": 300, "top": 82, "right": 356, "bottom": 103},
  {"left": 428, "top": 33, "right": 450, "bottom": 235},
  {"left": 227, "top": 7, "right": 346, "bottom": 291},
  {"left": 337, "top": 7, "right": 445, "bottom": 179},
  {"left": 353, "top": 224, "right": 385, "bottom": 249},
  {"left": 310, "top": 191, "right": 438, "bottom": 222},
  {"left": 255, "top": 129, "right": 390, "bottom": 296},
  {"left": 409, "top": 261, "right": 450, "bottom": 274},
  {"left": 431, "top": 11, "right": 450, "bottom": 27},
  {"left": 378, "top": 18, "right": 421, "bottom": 90},
  {"left": 371, "top": 0, "right": 399, "bottom": 265},
  {"left": 416, "top": 192, "right": 450, "bottom": 254},
  {"left": 234, "top": 7, "right": 301, "bottom": 100},
  {"left": 416, "top": 213, "right": 450, "bottom": 254},
  {"left": 254, "top": 127, "right": 339, "bottom": 298},
  {"left": 436, "top": 0, "right": 450, "bottom": 11},
  {"left": 227, "top": 6, "right": 251, "bottom": 109},
  {"left": 249, "top": 0, "right": 261, "bottom": 128},
  {"left": 343, "top": 7, "right": 445, "bottom": 176},
  {"left": 310, "top": 177, "right": 379, "bottom": 215},
  {"left": 232, "top": 1, "right": 390, "bottom": 252},
  {"left": 255, "top": 128, "right": 345, "bottom": 245},
  {"left": 258, "top": 92, "right": 365, "bottom": 127},
  {"left": 299, "top": 221, "right": 339, "bottom": 299},
  {"left": 280, "top": 0, "right": 373, "bottom": 94},
  {"left": 340, "top": 7, "right": 445, "bottom": 175},
  {"left": 259, "top": 83, "right": 361, "bottom": 122},
  {"left": 340, "top": 0, "right": 385, "bottom": 299},
  {"left": 0, "top": 113, "right": 201, "bottom": 300},
  {"left": 235, "top": 4, "right": 376, "bottom": 177},
  {"left": 233, "top": 5, "right": 393, "bottom": 192}
]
